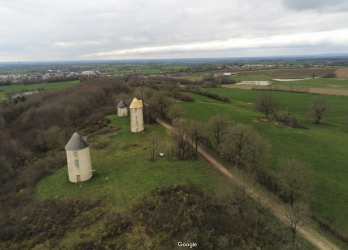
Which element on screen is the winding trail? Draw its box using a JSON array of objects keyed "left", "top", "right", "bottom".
[{"left": 157, "top": 119, "right": 341, "bottom": 250}]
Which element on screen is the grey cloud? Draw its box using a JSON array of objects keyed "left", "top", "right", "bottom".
[
  {"left": 281, "top": 0, "right": 348, "bottom": 11},
  {"left": 1, "top": 0, "right": 348, "bottom": 61}
]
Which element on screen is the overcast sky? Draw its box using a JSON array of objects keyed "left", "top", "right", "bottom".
[{"left": 1, "top": 0, "right": 348, "bottom": 61}]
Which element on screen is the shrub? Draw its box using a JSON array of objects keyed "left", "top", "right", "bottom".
[{"left": 274, "top": 111, "right": 308, "bottom": 129}]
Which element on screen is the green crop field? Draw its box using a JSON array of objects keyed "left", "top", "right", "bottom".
[
  {"left": 35, "top": 115, "right": 227, "bottom": 209},
  {"left": 179, "top": 90, "right": 348, "bottom": 236},
  {"left": 0, "top": 80, "right": 80, "bottom": 100},
  {"left": 273, "top": 77, "right": 348, "bottom": 89}
]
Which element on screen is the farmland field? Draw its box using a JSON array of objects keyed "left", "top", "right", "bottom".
[
  {"left": 272, "top": 77, "right": 348, "bottom": 90},
  {"left": 335, "top": 68, "right": 348, "bottom": 78},
  {"left": 0, "top": 80, "right": 80, "bottom": 99},
  {"left": 35, "top": 115, "right": 228, "bottom": 209},
  {"left": 179, "top": 90, "right": 348, "bottom": 237},
  {"left": 237, "top": 68, "right": 336, "bottom": 78}
]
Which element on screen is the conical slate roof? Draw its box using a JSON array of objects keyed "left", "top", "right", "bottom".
[
  {"left": 65, "top": 132, "right": 88, "bottom": 151},
  {"left": 129, "top": 97, "right": 143, "bottom": 109},
  {"left": 117, "top": 100, "right": 127, "bottom": 108}
]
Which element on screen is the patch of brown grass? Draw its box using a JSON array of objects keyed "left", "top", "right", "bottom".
[{"left": 335, "top": 68, "right": 348, "bottom": 78}]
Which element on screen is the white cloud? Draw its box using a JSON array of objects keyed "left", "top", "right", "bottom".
[{"left": 1, "top": 0, "right": 348, "bottom": 61}]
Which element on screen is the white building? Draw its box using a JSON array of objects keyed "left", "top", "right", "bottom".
[
  {"left": 65, "top": 132, "right": 93, "bottom": 183},
  {"left": 129, "top": 97, "right": 144, "bottom": 133},
  {"left": 236, "top": 81, "right": 271, "bottom": 86},
  {"left": 117, "top": 100, "right": 128, "bottom": 117}
]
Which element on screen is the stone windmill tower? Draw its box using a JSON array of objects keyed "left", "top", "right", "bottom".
[
  {"left": 117, "top": 100, "right": 128, "bottom": 117},
  {"left": 65, "top": 132, "right": 93, "bottom": 183},
  {"left": 129, "top": 97, "right": 144, "bottom": 132}
]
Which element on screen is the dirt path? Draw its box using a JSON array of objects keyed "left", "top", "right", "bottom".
[{"left": 157, "top": 119, "right": 341, "bottom": 250}]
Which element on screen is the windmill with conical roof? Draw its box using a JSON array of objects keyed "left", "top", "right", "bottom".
[
  {"left": 65, "top": 132, "right": 93, "bottom": 183},
  {"left": 117, "top": 100, "right": 128, "bottom": 117},
  {"left": 129, "top": 97, "right": 144, "bottom": 132}
]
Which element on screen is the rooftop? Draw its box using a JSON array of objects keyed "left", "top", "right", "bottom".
[{"left": 65, "top": 132, "right": 89, "bottom": 151}]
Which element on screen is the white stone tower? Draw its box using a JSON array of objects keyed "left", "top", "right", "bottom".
[
  {"left": 129, "top": 97, "right": 144, "bottom": 133},
  {"left": 117, "top": 100, "right": 128, "bottom": 117},
  {"left": 65, "top": 132, "right": 93, "bottom": 183}
]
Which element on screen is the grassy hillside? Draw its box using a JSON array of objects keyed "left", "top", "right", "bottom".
[
  {"left": 0, "top": 80, "right": 80, "bottom": 99},
  {"left": 178, "top": 90, "right": 348, "bottom": 236},
  {"left": 35, "top": 115, "right": 227, "bottom": 209}
]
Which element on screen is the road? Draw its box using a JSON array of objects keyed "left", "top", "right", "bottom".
[{"left": 157, "top": 118, "right": 341, "bottom": 250}]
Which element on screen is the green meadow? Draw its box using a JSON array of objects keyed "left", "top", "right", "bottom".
[
  {"left": 35, "top": 115, "right": 227, "bottom": 209},
  {"left": 179, "top": 90, "right": 348, "bottom": 236},
  {"left": 273, "top": 77, "right": 348, "bottom": 89},
  {"left": 0, "top": 80, "right": 80, "bottom": 99}
]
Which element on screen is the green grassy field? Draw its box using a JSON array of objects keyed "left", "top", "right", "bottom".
[
  {"left": 179, "top": 90, "right": 348, "bottom": 236},
  {"left": 0, "top": 80, "right": 80, "bottom": 99},
  {"left": 35, "top": 115, "right": 227, "bottom": 209},
  {"left": 207, "top": 88, "right": 348, "bottom": 126},
  {"left": 178, "top": 72, "right": 212, "bottom": 81},
  {"left": 273, "top": 77, "right": 348, "bottom": 89}
]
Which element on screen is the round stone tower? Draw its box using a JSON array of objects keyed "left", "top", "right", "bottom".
[
  {"left": 65, "top": 132, "right": 93, "bottom": 183},
  {"left": 117, "top": 100, "right": 128, "bottom": 117},
  {"left": 129, "top": 97, "right": 144, "bottom": 133}
]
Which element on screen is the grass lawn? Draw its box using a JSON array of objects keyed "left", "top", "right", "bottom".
[
  {"left": 179, "top": 91, "right": 348, "bottom": 236},
  {"left": 0, "top": 80, "right": 80, "bottom": 100},
  {"left": 35, "top": 115, "right": 227, "bottom": 210}
]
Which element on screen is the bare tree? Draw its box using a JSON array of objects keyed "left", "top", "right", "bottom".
[
  {"left": 148, "top": 131, "right": 161, "bottom": 162},
  {"left": 286, "top": 202, "right": 309, "bottom": 249},
  {"left": 207, "top": 114, "right": 232, "bottom": 153},
  {"left": 220, "top": 124, "right": 271, "bottom": 174},
  {"left": 232, "top": 181, "right": 249, "bottom": 218},
  {"left": 308, "top": 96, "right": 331, "bottom": 124},
  {"left": 278, "top": 159, "right": 312, "bottom": 206},
  {"left": 171, "top": 118, "right": 189, "bottom": 160},
  {"left": 254, "top": 93, "right": 280, "bottom": 118},
  {"left": 166, "top": 105, "right": 186, "bottom": 122},
  {"left": 217, "top": 180, "right": 250, "bottom": 218},
  {"left": 187, "top": 120, "right": 203, "bottom": 159}
]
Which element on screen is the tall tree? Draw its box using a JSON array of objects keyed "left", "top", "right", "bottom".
[
  {"left": 278, "top": 159, "right": 312, "bottom": 206},
  {"left": 286, "top": 202, "right": 309, "bottom": 249},
  {"left": 187, "top": 120, "right": 203, "bottom": 159},
  {"left": 220, "top": 124, "right": 271, "bottom": 174},
  {"left": 171, "top": 118, "right": 189, "bottom": 160},
  {"left": 166, "top": 105, "right": 186, "bottom": 123},
  {"left": 254, "top": 93, "right": 280, "bottom": 118},
  {"left": 308, "top": 96, "right": 331, "bottom": 124},
  {"left": 207, "top": 114, "right": 232, "bottom": 153}
]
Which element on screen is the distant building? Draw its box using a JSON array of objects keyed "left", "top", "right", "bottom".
[
  {"left": 81, "top": 71, "right": 96, "bottom": 76},
  {"left": 117, "top": 100, "right": 128, "bottom": 117},
  {"left": 223, "top": 72, "right": 235, "bottom": 76},
  {"left": 129, "top": 97, "right": 144, "bottom": 133},
  {"left": 65, "top": 132, "right": 93, "bottom": 183},
  {"left": 236, "top": 81, "right": 271, "bottom": 86}
]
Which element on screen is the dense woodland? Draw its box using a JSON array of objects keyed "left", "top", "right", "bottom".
[{"left": 0, "top": 76, "right": 343, "bottom": 249}]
